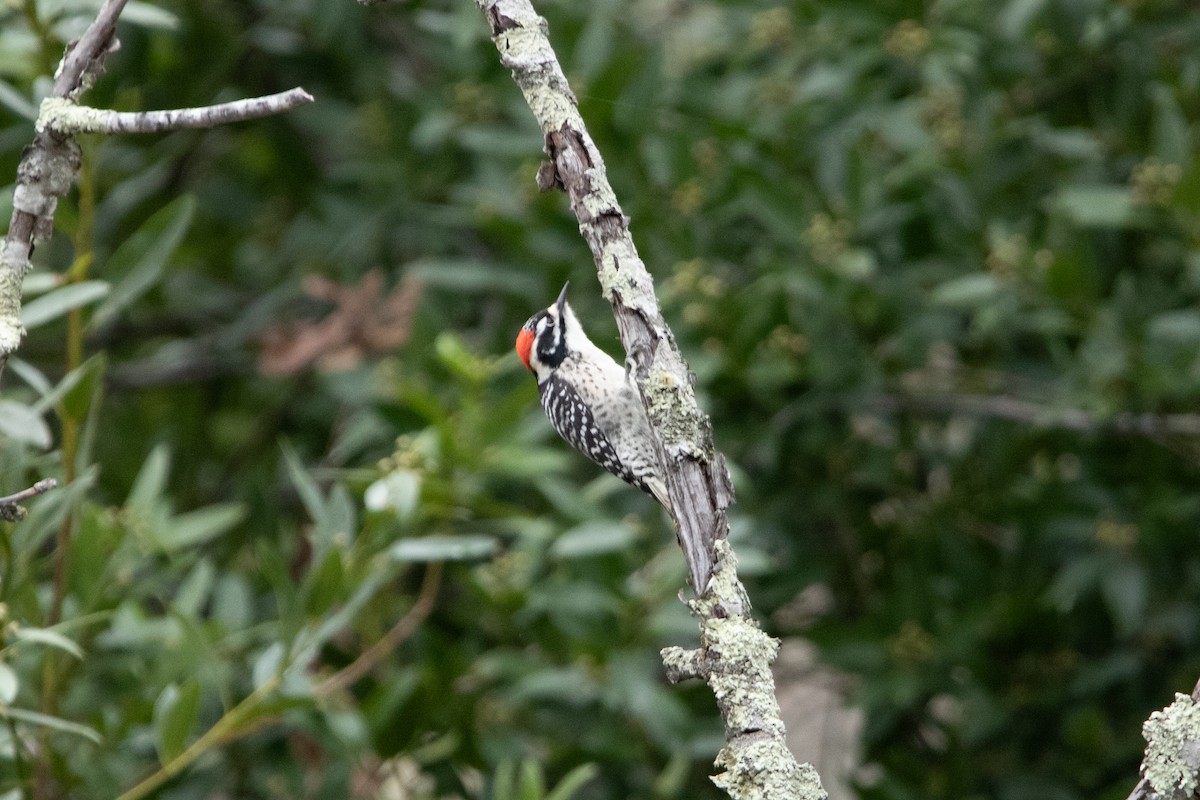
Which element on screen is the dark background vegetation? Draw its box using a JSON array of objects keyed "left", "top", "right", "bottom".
[{"left": 2, "top": 0, "right": 1200, "bottom": 798}]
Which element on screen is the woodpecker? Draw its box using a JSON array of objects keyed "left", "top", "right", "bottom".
[{"left": 515, "top": 282, "right": 671, "bottom": 510}]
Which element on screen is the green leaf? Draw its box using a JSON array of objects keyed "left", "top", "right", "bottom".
[
  {"left": 174, "top": 558, "right": 217, "bottom": 617},
  {"left": 550, "top": 521, "right": 636, "bottom": 559},
  {"left": 11, "top": 627, "right": 83, "bottom": 660},
  {"left": 18, "top": 272, "right": 60, "bottom": 296},
  {"left": 89, "top": 195, "right": 196, "bottom": 331},
  {"left": 127, "top": 444, "right": 171, "bottom": 512},
  {"left": 0, "top": 707, "right": 101, "bottom": 744},
  {"left": 998, "top": 0, "right": 1047, "bottom": 39},
  {"left": 1101, "top": 561, "right": 1147, "bottom": 638},
  {"left": 1150, "top": 84, "right": 1191, "bottom": 165},
  {"left": 0, "top": 662, "right": 18, "bottom": 705},
  {"left": 930, "top": 274, "right": 1002, "bottom": 309},
  {"left": 390, "top": 535, "right": 498, "bottom": 562},
  {"left": 1053, "top": 186, "right": 1138, "bottom": 228},
  {"left": 1147, "top": 310, "right": 1200, "bottom": 344},
  {"left": 153, "top": 681, "right": 201, "bottom": 764},
  {"left": 307, "top": 567, "right": 396, "bottom": 648},
  {"left": 517, "top": 760, "right": 545, "bottom": 800},
  {"left": 545, "top": 764, "right": 598, "bottom": 800},
  {"left": 832, "top": 248, "right": 877, "bottom": 281},
  {"left": 31, "top": 354, "right": 105, "bottom": 416},
  {"left": 493, "top": 760, "right": 516, "bottom": 800},
  {"left": 0, "top": 79, "right": 36, "bottom": 120},
  {"left": 323, "top": 483, "right": 357, "bottom": 547},
  {"left": 213, "top": 574, "right": 254, "bottom": 631},
  {"left": 20, "top": 280, "right": 111, "bottom": 329},
  {"left": 435, "top": 332, "right": 492, "bottom": 382},
  {"left": 158, "top": 503, "right": 245, "bottom": 552},
  {"left": 61, "top": 352, "right": 107, "bottom": 424},
  {"left": 281, "top": 441, "right": 326, "bottom": 522},
  {"left": 122, "top": 1, "right": 181, "bottom": 30},
  {"left": 252, "top": 643, "right": 285, "bottom": 690},
  {"left": 0, "top": 400, "right": 51, "bottom": 448},
  {"left": 303, "top": 550, "right": 347, "bottom": 616},
  {"left": 6, "top": 357, "right": 52, "bottom": 396}
]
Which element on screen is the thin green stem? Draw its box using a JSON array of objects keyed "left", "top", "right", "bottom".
[
  {"left": 114, "top": 675, "right": 282, "bottom": 800},
  {"left": 36, "top": 141, "right": 96, "bottom": 800},
  {"left": 47, "top": 142, "right": 95, "bottom": 634}
]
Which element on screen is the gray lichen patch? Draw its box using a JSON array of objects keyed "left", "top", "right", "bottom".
[
  {"left": 596, "top": 250, "right": 634, "bottom": 300},
  {"left": 525, "top": 85, "right": 577, "bottom": 133},
  {"left": 642, "top": 367, "right": 707, "bottom": 456},
  {"left": 0, "top": 267, "right": 25, "bottom": 353},
  {"left": 705, "top": 619, "right": 783, "bottom": 735},
  {"left": 1143, "top": 692, "right": 1200, "bottom": 798},
  {"left": 580, "top": 176, "right": 621, "bottom": 220}
]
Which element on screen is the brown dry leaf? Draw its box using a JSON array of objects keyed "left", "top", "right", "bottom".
[{"left": 259, "top": 269, "right": 421, "bottom": 376}]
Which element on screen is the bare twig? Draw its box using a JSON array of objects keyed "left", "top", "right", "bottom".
[
  {"left": 315, "top": 561, "right": 443, "bottom": 697},
  {"left": 0, "top": 478, "right": 57, "bottom": 522},
  {"left": 867, "top": 393, "right": 1200, "bottom": 436},
  {"left": 37, "top": 89, "right": 314, "bottom": 135},
  {"left": 472, "top": 1, "right": 823, "bottom": 797}
]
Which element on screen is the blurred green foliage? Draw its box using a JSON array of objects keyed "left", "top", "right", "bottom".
[{"left": 2, "top": 0, "right": 1200, "bottom": 798}]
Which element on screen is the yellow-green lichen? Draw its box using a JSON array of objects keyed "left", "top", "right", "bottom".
[
  {"left": 1143, "top": 693, "right": 1200, "bottom": 798},
  {"left": 35, "top": 97, "right": 112, "bottom": 134}
]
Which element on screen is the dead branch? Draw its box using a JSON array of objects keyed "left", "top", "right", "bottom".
[{"left": 471, "top": 1, "right": 826, "bottom": 797}]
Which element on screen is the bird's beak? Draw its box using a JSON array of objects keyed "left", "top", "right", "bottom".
[{"left": 556, "top": 281, "right": 570, "bottom": 316}]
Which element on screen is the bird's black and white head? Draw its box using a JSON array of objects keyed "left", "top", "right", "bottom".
[{"left": 516, "top": 282, "right": 587, "bottom": 383}]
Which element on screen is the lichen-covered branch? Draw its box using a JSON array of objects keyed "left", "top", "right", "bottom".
[
  {"left": 37, "top": 89, "right": 314, "bottom": 135},
  {"left": 662, "top": 542, "right": 826, "bottom": 798},
  {"left": 0, "top": 0, "right": 128, "bottom": 372},
  {"left": 472, "top": 1, "right": 825, "bottom": 797},
  {"left": 478, "top": 0, "right": 722, "bottom": 599},
  {"left": 0, "top": 0, "right": 311, "bottom": 375}
]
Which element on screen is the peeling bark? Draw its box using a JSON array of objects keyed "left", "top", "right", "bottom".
[{"left": 473, "top": 1, "right": 826, "bottom": 796}]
